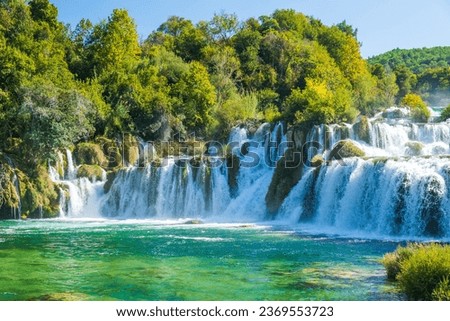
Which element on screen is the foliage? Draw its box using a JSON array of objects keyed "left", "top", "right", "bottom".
[
  {"left": 369, "top": 47, "right": 450, "bottom": 106},
  {"left": 381, "top": 243, "right": 420, "bottom": 281},
  {"left": 0, "top": 1, "right": 443, "bottom": 171},
  {"left": 439, "top": 104, "right": 450, "bottom": 121},
  {"left": 400, "top": 93, "right": 430, "bottom": 122},
  {"left": 397, "top": 243, "right": 450, "bottom": 300},
  {"left": 368, "top": 47, "right": 450, "bottom": 74},
  {"left": 18, "top": 85, "right": 95, "bottom": 162},
  {"left": 432, "top": 277, "right": 450, "bottom": 301},
  {"left": 382, "top": 243, "right": 450, "bottom": 301}
]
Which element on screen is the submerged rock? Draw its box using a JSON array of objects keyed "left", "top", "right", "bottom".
[
  {"left": 328, "top": 140, "right": 365, "bottom": 161},
  {"left": 31, "top": 292, "right": 90, "bottom": 301},
  {"left": 405, "top": 141, "right": 424, "bottom": 156},
  {"left": 184, "top": 219, "right": 203, "bottom": 225}
]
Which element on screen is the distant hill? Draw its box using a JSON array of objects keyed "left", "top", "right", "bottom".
[{"left": 368, "top": 46, "right": 450, "bottom": 73}]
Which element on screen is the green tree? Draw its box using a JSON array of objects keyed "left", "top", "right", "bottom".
[
  {"left": 172, "top": 62, "right": 217, "bottom": 135},
  {"left": 18, "top": 84, "right": 95, "bottom": 162},
  {"left": 401, "top": 93, "right": 430, "bottom": 122}
]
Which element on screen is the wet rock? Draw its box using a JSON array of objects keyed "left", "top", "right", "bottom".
[{"left": 328, "top": 140, "right": 365, "bottom": 161}]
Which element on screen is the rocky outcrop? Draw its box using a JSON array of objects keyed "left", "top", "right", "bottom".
[
  {"left": 328, "top": 140, "right": 365, "bottom": 161},
  {"left": 265, "top": 147, "right": 303, "bottom": 216},
  {"left": 353, "top": 116, "right": 371, "bottom": 144},
  {"left": 74, "top": 143, "right": 107, "bottom": 167},
  {"left": 77, "top": 165, "right": 104, "bottom": 182}
]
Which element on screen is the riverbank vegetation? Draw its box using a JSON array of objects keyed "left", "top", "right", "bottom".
[
  {"left": 0, "top": 0, "right": 448, "bottom": 218},
  {"left": 382, "top": 243, "right": 450, "bottom": 300}
]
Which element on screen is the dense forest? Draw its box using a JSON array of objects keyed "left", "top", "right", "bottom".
[
  {"left": 0, "top": 0, "right": 449, "bottom": 218},
  {"left": 369, "top": 47, "right": 450, "bottom": 105}
]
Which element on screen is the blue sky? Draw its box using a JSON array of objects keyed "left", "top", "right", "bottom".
[{"left": 50, "top": 0, "right": 450, "bottom": 57}]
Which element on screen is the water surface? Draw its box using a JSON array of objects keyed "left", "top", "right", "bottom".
[{"left": 0, "top": 219, "right": 402, "bottom": 301}]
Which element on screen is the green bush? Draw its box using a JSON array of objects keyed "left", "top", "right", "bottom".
[
  {"left": 432, "top": 277, "right": 450, "bottom": 301},
  {"left": 400, "top": 93, "right": 431, "bottom": 122},
  {"left": 439, "top": 104, "right": 450, "bottom": 122},
  {"left": 381, "top": 243, "right": 420, "bottom": 281},
  {"left": 383, "top": 243, "right": 450, "bottom": 300}
]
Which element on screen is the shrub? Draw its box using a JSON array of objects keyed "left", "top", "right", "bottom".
[
  {"left": 432, "top": 277, "right": 450, "bottom": 301},
  {"left": 383, "top": 243, "right": 450, "bottom": 300},
  {"left": 400, "top": 93, "right": 430, "bottom": 122},
  {"left": 439, "top": 104, "right": 450, "bottom": 122},
  {"left": 381, "top": 243, "right": 420, "bottom": 281}
]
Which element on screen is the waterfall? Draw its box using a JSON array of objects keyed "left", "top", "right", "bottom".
[
  {"left": 48, "top": 117, "right": 450, "bottom": 239},
  {"left": 102, "top": 159, "right": 230, "bottom": 219},
  {"left": 279, "top": 157, "right": 450, "bottom": 238},
  {"left": 307, "top": 119, "right": 450, "bottom": 158},
  {"left": 49, "top": 150, "right": 105, "bottom": 218}
]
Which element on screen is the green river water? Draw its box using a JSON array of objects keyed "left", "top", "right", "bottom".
[{"left": 0, "top": 219, "right": 402, "bottom": 301}]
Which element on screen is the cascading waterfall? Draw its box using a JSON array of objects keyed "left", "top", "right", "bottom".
[
  {"left": 101, "top": 122, "right": 284, "bottom": 221},
  {"left": 52, "top": 115, "right": 450, "bottom": 239},
  {"left": 309, "top": 115, "right": 450, "bottom": 157},
  {"left": 278, "top": 157, "right": 450, "bottom": 238},
  {"left": 49, "top": 150, "right": 105, "bottom": 218}
]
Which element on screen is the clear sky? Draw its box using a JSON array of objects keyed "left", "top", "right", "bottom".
[{"left": 50, "top": 0, "right": 450, "bottom": 58}]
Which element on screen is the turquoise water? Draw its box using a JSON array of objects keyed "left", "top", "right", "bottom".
[{"left": 0, "top": 219, "right": 402, "bottom": 301}]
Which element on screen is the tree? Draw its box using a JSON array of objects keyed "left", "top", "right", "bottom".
[
  {"left": 394, "top": 65, "right": 417, "bottom": 103},
  {"left": 400, "top": 93, "right": 430, "bottom": 122},
  {"left": 154, "top": 16, "right": 207, "bottom": 61},
  {"left": 172, "top": 62, "right": 217, "bottom": 135},
  {"left": 439, "top": 104, "right": 450, "bottom": 122},
  {"left": 208, "top": 12, "right": 239, "bottom": 42},
  {"left": 18, "top": 84, "right": 95, "bottom": 162},
  {"left": 90, "top": 9, "right": 141, "bottom": 74}
]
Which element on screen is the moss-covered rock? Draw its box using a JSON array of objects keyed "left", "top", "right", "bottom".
[
  {"left": 74, "top": 142, "right": 107, "bottom": 167},
  {"left": 0, "top": 162, "right": 21, "bottom": 218},
  {"left": 18, "top": 166, "right": 60, "bottom": 219},
  {"left": 265, "top": 148, "right": 303, "bottom": 216},
  {"left": 123, "top": 134, "right": 139, "bottom": 166},
  {"left": 353, "top": 116, "right": 371, "bottom": 144},
  {"left": 77, "top": 165, "right": 104, "bottom": 182},
  {"left": 95, "top": 136, "right": 122, "bottom": 168},
  {"left": 309, "top": 154, "right": 324, "bottom": 168},
  {"left": 405, "top": 141, "right": 424, "bottom": 156},
  {"left": 328, "top": 140, "right": 365, "bottom": 161}
]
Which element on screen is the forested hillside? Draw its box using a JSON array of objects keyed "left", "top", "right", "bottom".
[
  {"left": 1, "top": 0, "right": 396, "bottom": 166},
  {"left": 369, "top": 47, "right": 450, "bottom": 105}
]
